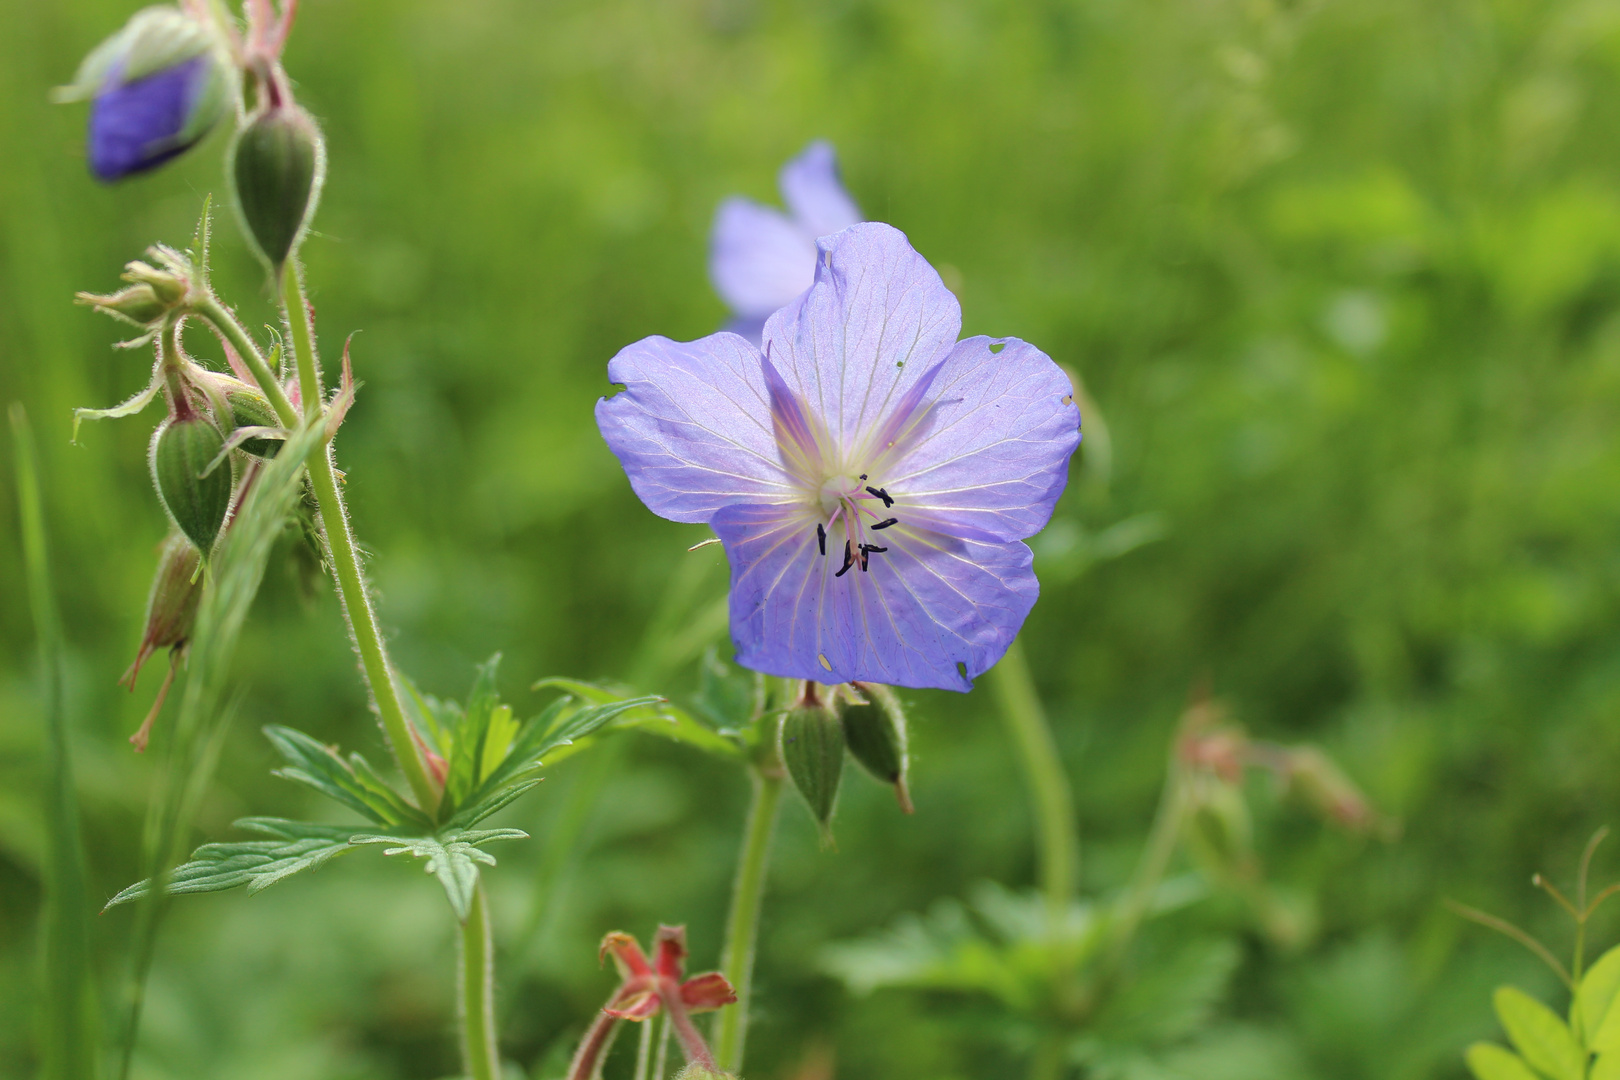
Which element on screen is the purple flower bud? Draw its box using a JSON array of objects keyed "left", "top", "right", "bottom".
[{"left": 56, "top": 7, "right": 232, "bottom": 182}]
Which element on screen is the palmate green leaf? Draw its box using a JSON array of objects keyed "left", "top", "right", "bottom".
[
  {"left": 1465, "top": 1043, "right": 1541, "bottom": 1080},
  {"left": 440, "top": 654, "right": 504, "bottom": 811},
  {"left": 263, "top": 724, "right": 430, "bottom": 829},
  {"left": 532, "top": 677, "right": 743, "bottom": 762},
  {"left": 1494, "top": 986, "right": 1586, "bottom": 1080},
  {"left": 351, "top": 828, "right": 528, "bottom": 921},
  {"left": 104, "top": 818, "right": 360, "bottom": 908}
]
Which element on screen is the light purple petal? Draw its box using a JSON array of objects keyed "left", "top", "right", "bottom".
[
  {"left": 887, "top": 336, "right": 1081, "bottom": 543},
  {"left": 713, "top": 503, "right": 1038, "bottom": 691},
  {"left": 596, "top": 333, "right": 794, "bottom": 523},
  {"left": 762, "top": 223, "right": 963, "bottom": 459},
  {"left": 778, "top": 141, "right": 862, "bottom": 239},
  {"left": 709, "top": 197, "right": 818, "bottom": 319}
]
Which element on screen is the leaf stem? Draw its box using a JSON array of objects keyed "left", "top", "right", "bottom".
[
  {"left": 713, "top": 764, "right": 784, "bottom": 1073},
  {"left": 459, "top": 880, "right": 500, "bottom": 1080},
  {"left": 989, "top": 638, "right": 1077, "bottom": 932},
  {"left": 275, "top": 261, "right": 439, "bottom": 811}
]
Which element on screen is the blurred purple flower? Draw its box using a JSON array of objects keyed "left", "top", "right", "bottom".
[
  {"left": 56, "top": 7, "right": 230, "bottom": 182},
  {"left": 599, "top": 223, "right": 1080, "bottom": 691},
  {"left": 709, "top": 141, "right": 862, "bottom": 343}
]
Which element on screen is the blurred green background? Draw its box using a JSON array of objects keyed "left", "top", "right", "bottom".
[{"left": 6, "top": 0, "right": 1620, "bottom": 1076}]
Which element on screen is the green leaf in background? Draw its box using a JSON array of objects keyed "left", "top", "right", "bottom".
[
  {"left": 1578, "top": 943, "right": 1620, "bottom": 1046},
  {"left": 532, "top": 677, "right": 743, "bottom": 761},
  {"left": 1594, "top": 1053, "right": 1620, "bottom": 1080},
  {"left": 1494, "top": 986, "right": 1586, "bottom": 1080},
  {"left": 350, "top": 828, "right": 528, "bottom": 921},
  {"left": 1465, "top": 1043, "right": 1541, "bottom": 1080},
  {"left": 104, "top": 817, "right": 360, "bottom": 907},
  {"left": 11, "top": 404, "right": 99, "bottom": 1080}
]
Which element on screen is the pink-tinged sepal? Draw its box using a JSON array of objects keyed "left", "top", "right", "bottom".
[{"left": 678, "top": 972, "right": 738, "bottom": 1013}]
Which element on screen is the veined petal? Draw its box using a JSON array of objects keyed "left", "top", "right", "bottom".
[
  {"left": 762, "top": 223, "right": 962, "bottom": 460},
  {"left": 888, "top": 336, "right": 1081, "bottom": 543},
  {"left": 779, "top": 141, "right": 861, "bottom": 239},
  {"left": 709, "top": 197, "right": 818, "bottom": 319},
  {"left": 713, "top": 503, "right": 1038, "bottom": 692},
  {"left": 597, "top": 333, "right": 795, "bottom": 523}
]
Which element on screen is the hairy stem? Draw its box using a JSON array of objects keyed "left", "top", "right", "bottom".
[
  {"left": 276, "top": 262, "right": 439, "bottom": 811},
  {"left": 459, "top": 881, "right": 499, "bottom": 1080},
  {"left": 990, "top": 639, "right": 1077, "bottom": 932},
  {"left": 713, "top": 765, "right": 784, "bottom": 1073}
]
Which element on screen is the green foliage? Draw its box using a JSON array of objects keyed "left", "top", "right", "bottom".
[
  {"left": 531, "top": 676, "right": 744, "bottom": 762},
  {"left": 10, "top": 406, "right": 98, "bottom": 1080},
  {"left": 103, "top": 818, "right": 358, "bottom": 908},
  {"left": 350, "top": 829, "right": 527, "bottom": 921}
]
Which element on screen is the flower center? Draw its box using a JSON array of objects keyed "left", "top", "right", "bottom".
[{"left": 813, "top": 472, "right": 900, "bottom": 577}]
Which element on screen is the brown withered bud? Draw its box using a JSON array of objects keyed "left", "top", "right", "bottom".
[{"left": 121, "top": 533, "right": 204, "bottom": 751}]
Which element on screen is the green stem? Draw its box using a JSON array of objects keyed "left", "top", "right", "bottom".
[
  {"left": 713, "top": 766, "right": 784, "bottom": 1073},
  {"left": 459, "top": 881, "right": 499, "bottom": 1080},
  {"left": 989, "top": 639, "right": 1077, "bottom": 932},
  {"left": 1106, "top": 755, "right": 1187, "bottom": 969},
  {"left": 194, "top": 296, "right": 298, "bottom": 427},
  {"left": 275, "top": 262, "right": 439, "bottom": 811}
]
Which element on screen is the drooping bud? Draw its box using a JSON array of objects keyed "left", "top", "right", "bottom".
[
  {"left": 55, "top": 6, "right": 232, "bottom": 182},
  {"left": 1285, "top": 747, "right": 1387, "bottom": 836},
  {"left": 121, "top": 532, "right": 203, "bottom": 689},
  {"left": 779, "top": 682, "right": 845, "bottom": 839},
  {"left": 231, "top": 103, "right": 325, "bottom": 268},
  {"left": 843, "top": 682, "right": 912, "bottom": 813},
  {"left": 150, "top": 416, "right": 232, "bottom": 555}
]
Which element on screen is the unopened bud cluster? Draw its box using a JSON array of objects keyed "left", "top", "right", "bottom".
[
  {"left": 779, "top": 680, "right": 912, "bottom": 841},
  {"left": 60, "top": 3, "right": 334, "bottom": 752},
  {"left": 56, "top": 4, "right": 327, "bottom": 275}
]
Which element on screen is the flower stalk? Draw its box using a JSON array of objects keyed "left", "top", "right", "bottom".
[
  {"left": 989, "top": 638, "right": 1077, "bottom": 933},
  {"left": 276, "top": 261, "right": 439, "bottom": 811},
  {"left": 713, "top": 762, "right": 784, "bottom": 1073},
  {"left": 459, "top": 880, "right": 499, "bottom": 1080}
]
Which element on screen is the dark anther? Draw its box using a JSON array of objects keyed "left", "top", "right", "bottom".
[
  {"left": 865, "top": 485, "right": 894, "bottom": 508},
  {"left": 835, "top": 541, "right": 855, "bottom": 577},
  {"left": 817, "top": 522, "right": 826, "bottom": 556},
  {"left": 871, "top": 517, "right": 898, "bottom": 531},
  {"left": 860, "top": 544, "right": 888, "bottom": 554},
  {"left": 859, "top": 473, "right": 868, "bottom": 481}
]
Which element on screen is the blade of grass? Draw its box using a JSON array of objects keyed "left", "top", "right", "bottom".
[
  {"left": 116, "top": 417, "right": 327, "bottom": 1079},
  {"left": 10, "top": 404, "right": 100, "bottom": 1080}
]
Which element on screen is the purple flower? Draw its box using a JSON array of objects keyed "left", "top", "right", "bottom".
[
  {"left": 56, "top": 7, "right": 230, "bottom": 182},
  {"left": 709, "top": 141, "right": 862, "bottom": 343},
  {"left": 599, "top": 223, "right": 1080, "bottom": 691}
]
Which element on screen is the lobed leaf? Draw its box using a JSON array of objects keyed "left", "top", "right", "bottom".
[
  {"left": 1587, "top": 945, "right": 1620, "bottom": 1051},
  {"left": 104, "top": 817, "right": 358, "bottom": 908},
  {"left": 532, "top": 677, "right": 743, "bottom": 761},
  {"left": 350, "top": 828, "right": 527, "bottom": 921},
  {"left": 264, "top": 724, "right": 402, "bottom": 825},
  {"left": 1494, "top": 986, "right": 1585, "bottom": 1080},
  {"left": 1464, "top": 1043, "right": 1541, "bottom": 1080}
]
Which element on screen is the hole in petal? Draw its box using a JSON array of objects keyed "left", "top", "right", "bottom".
[
  {"left": 956, "top": 661, "right": 969, "bottom": 682},
  {"left": 988, "top": 341, "right": 1006, "bottom": 354},
  {"left": 819, "top": 653, "right": 833, "bottom": 672}
]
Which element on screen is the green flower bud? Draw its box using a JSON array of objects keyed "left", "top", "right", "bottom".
[
  {"left": 120, "top": 531, "right": 203, "bottom": 690},
  {"left": 231, "top": 104, "right": 325, "bottom": 268},
  {"left": 74, "top": 282, "right": 167, "bottom": 328},
  {"left": 843, "top": 682, "right": 912, "bottom": 813},
  {"left": 780, "top": 683, "right": 845, "bottom": 839},
  {"left": 227, "top": 387, "right": 282, "bottom": 457},
  {"left": 150, "top": 416, "right": 232, "bottom": 555}
]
